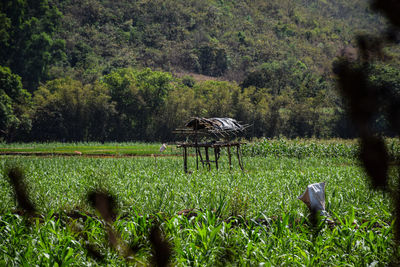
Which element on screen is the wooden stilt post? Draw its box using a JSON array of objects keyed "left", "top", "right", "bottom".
[
  {"left": 195, "top": 147, "right": 199, "bottom": 170},
  {"left": 205, "top": 147, "right": 210, "bottom": 171},
  {"left": 227, "top": 145, "right": 232, "bottom": 170},
  {"left": 198, "top": 148, "right": 204, "bottom": 167},
  {"left": 214, "top": 147, "right": 219, "bottom": 170},
  {"left": 179, "top": 141, "right": 245, "bottom": 172},
  {"left": 236, "top": 145, "right": 244, "bottom": 171},
  {"left": 184, "top": 146, "right": 188, "bottom": 173},
  {"left": 195, "top": 133, "right": 198, "bottom": 170}
]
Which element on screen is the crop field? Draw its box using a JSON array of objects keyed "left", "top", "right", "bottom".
[
  {"left": 0, "top": 140, "right": 399, "bottom": 266},
  {"left": 0, "top": 142, "right": 178, "bottom": 156}
]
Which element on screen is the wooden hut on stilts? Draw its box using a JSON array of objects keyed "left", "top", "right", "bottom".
[{"left": 174, "top": 117, "right": 249, "bottom": 173}]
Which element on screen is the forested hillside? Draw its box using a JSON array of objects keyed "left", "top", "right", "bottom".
[
  {"left": 53, "top": 0, "right": 387, "bottom": 81},
  {"left": 1, "top": 0, "right": 399, "bottom": 141}
]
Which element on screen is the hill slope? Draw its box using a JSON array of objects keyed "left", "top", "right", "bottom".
[
  {"left": 54, "top": 0, "right": 385, "bottom": 81},
  {"left": 1, "top": 0, "right": 398, "bottom": 142}
]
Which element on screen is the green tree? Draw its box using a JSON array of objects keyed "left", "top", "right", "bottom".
[
  {"left": 153, "top": 82, "right": 197, "bottom": 141},
  {"left": 192, "top": 80, "right": 239, "bottom": 118},
  {"left": 234, "top": 86, "right": 273, "bottom": 138},
  {"left": 31, "top": 77, "right": 116, "bottom": 141},
  {"left": 241, "top": 59, "right": 322, "bottom": 97},
  {"left": 198, "top": 44, "right": 228, "bottom": 76},
  {"left": 0, "top": 0, "right": 65, "bottom": 92},
  {"left": 0, "top": 66, "right": 32, "bottom": 141},
  {"left": 102, "top": 68, "right": 173, "bottom": 140}
]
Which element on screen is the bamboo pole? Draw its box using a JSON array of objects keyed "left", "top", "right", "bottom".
[{"left": 184, "top": 146, "right": 188, "bottom": 173}]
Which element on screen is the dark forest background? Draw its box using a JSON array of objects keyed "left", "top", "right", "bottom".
[{"left": 1, "top": 0, "right": 399, "bottom": 142}]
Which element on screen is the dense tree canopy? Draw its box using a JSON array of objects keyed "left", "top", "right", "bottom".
[
  {"left": 0, "top": 0, "right": 65, "bottom": 92},
  {"left": 0, "top": 66, "right": 32, "bottom": 141},
  {"left": 0, "top": 0, "right": 399, "bottom": 141},
  {"left": 31, "top": 77, "right": 116, "bottom": 141}
]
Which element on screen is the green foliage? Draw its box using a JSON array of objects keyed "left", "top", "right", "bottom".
[
  {"left": 0, "top": 142, "right": 177, "bottom": 156},
  {"left": 368, "top": 63, "right": 400, "bottom": 91},
  {"left": 0, "top": 66, "right": 32, "bottom": 141},
  {"left": 102, "top": 68, "right": 173, "bottom": 140},
  {"left": 192, "top": 80, "right": 238, "bottom": 117},
  {"left": 198, "top": 44, "right": 229, "bottom": 76},
  {"left": 23, "top": 66, "right": 346, "bottom": 141},
  {"left": 333, "top": 59, "right": 400, "bottom": 136},
  {"left": 181, "top": 75, "right": 196, "bottom": 87},
  {"left": 31, "top": 77, "right": 116, "bottom": 141},
  {"left": 1, "top": 0, "right": 398, "bottom": 141},
  {"left": 0, "top": 91, "right": 14, "bottom": 135},
  {"left": 0, "top": 0, "right": 65, "bottom": 91},
  {"left": 51, "top": 0, "right": 384, "bottom": 82},
  {"left": 241, "top": 59, "right": 327, "bottom": 98},
  {"left": 367, "top": 63, "right": 400, "bottom": 135},
  {"left": 242, "top": 138, "right": 360, "bottom": 158}
]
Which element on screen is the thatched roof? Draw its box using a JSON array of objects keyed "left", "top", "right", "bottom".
[{"left": 183, "top": 117, "right": 248, "bottom": 137}]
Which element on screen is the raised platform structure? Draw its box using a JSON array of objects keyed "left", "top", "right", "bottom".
[
  {"left": 176, "top": 141, "right": 244, "bottom": 172},
  {"left": 174, "top": 117, "right": 248, "bottom": 172}
]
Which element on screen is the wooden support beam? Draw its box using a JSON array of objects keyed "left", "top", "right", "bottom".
[
  {"left": 184, "top": 146, "right": 188, "bottom": 173},
  {"left": 236, "top": 145, "right": 244, "bottom": 171},
  {"left": 205, "top": 147, "right": 210, "bottom": 171},
  {"left": 198, "top": 148, "right": 204, "bottom": 167},
  {"left": 227, "top": 146, "right": 232, "bottom": 170},
  {"left": 178, "top": 141, "right": 246, "bottom": 172},
  {"left": 195, "top": 147, "right": 199, "bottom": 170},
  {"left": 214, "top": 147, "right": 219, "bottom": 170},
  {"left": 195, "top": 134, "right": 198, "bottom": 170}
]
